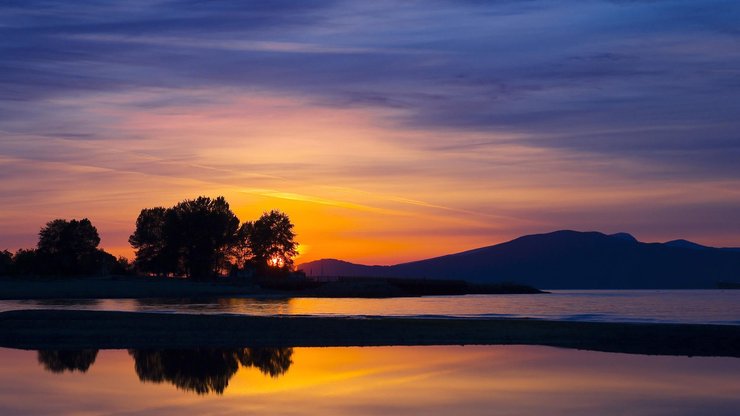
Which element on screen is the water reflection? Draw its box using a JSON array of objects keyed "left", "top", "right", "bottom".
[
  {"left": 20, "top": 299, "right": 101, "bottom": 307},
  {"left": 239, "top": 347, "right": 293, "bottom": 378},
  {"left": 3, "top": 291, "right": 739, "bottom": 324},
  {"left": 133, "top": 297, "right": 292, "bottom": 315},
  {"left": 37, "top": 350, "right": 98, "bottom": 373},
  {"left": 4, "top": 346, "right": 738, "bottom": 415},
  {"left": 130, "top": 349, "right": 240, "bottom": 395},
  {"left": 37, "top": 347, "right": 293, "bottom": 395}
]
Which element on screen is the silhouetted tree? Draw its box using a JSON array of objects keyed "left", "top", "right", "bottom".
[
  {"left": 244, "top": 210, "right": 298, "bottom": 276},
  {"left": 113, "top": 256, "right": 134, "bottom": 275},
  {"left": 129, "top": 207, "right": 174, "bottom": 276},
  {"left": 11, "top": 248, "right": 38, "bottom": 276},
  {"left": 0, "top": 250, "right": 12, "bottom": 275},
  {"left": 38, "top": 218, "right": 99, "bottom": 255},
  {"left": 130, "top": 197, "right": 298, "bottom": 279},
  {"left": 37, "top": 350, "right": 98, "bottom": 373},
  {"left": 36, "top": 218, "right": 110, "bottom": 276},
  {"left": 130, "top": 197, "right": 242, "bottom": 279},
  {"left": 165, "top": 197, "right": 241, "bottom": 279}
]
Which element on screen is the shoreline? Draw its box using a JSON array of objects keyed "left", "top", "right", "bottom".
[
  {"left": 1, "top": 309, "right": 738, "bottom": 357},
  {"left": 0, "top": 275, "right": 543, "bottom": 300},
  {"left": 0, "top": 275, "right": 271, "bottom": 301}
]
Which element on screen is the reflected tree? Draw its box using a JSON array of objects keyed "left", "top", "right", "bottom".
[
  {"left": 37, "top": 350, "right": 98, "bottom": 373},
  {"left": 129, "top": 349, "right": 240, "bottom": 395},
  {"left": 239, "top": 347, "right": 293, "bottom": 378},
  {"left": 128, "top": 347, "right": 294, "bottom": 395}
]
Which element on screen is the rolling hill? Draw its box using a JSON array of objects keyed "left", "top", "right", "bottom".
[{"left": 298, "top": 230, "right": 740, "bottom": 289}]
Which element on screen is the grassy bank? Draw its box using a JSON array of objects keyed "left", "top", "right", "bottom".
[{"left": 1, "top": 309, "right": 738, "bottom": 357}]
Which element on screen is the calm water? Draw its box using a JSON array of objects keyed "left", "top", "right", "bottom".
[
  {"left": 0, "top": 345, "right": 738, "bottom": 415},
  {"left": 1, "top": 290, "right": 739, "bottom": 324}
]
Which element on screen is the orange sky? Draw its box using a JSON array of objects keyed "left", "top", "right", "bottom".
[
  {"left": 3, "top": 2, "right": 740, "bottom": 264},
  {"left": 2, "top": 90, "right": 740, "bottom": 265}
]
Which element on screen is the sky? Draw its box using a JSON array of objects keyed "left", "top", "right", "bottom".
[{"left": 1, "top": 0, "right": 740, "bottom": 264}]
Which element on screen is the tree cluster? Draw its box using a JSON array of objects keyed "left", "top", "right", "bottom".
[
  {"left": 0, "top": 196, "right": 296, "bottom": 280},
  {"left": 0, "top": 218, "right": 129, "bottom": 277},
  {"left": 129, "top": 196, "right": 297, "bottom": 279}
]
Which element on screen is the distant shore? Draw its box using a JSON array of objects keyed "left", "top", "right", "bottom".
[
  {"left": 0, "top": 275, "right": 261, "bottom": 300},
  {"left": 0, "top": 275, "right": 543, "bottom": 300},
  {"left": 1, "top": 309, "right": 738, "bottom": 357}
]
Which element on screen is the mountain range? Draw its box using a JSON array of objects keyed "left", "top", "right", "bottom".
[{"left": 298, "top": 230, "right": 740, "bottom": 289}]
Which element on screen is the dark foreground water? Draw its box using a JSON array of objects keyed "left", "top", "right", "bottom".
[
  {"left": 0, "top": 345, "right": 738, "bottom": 415},
  {"left": 1, "top": 290, "right": 739, "bottom": 324}
]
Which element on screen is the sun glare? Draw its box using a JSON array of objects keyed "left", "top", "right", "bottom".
[{"left": 268, "top": 256, "right": 285, "bottom": 268}]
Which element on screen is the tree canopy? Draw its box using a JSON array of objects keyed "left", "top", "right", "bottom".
[
  {"left": 168, "top": 197, "right": 241, "bottom": 279},
  {"left": 129, "top": 196, "right": 295, "bottom": 279},
  {"left": 130, "top": 197, "right": 241, "bottom": 279},
  {"left": 243, "top": 210, "right": 298, "bottom": 276},
  {"left": 129, "top": 207, "right": 170, "bottom": 276},
  {"left": 0, "top": 196, "right": 297, "bottom": 279},
  {"left": 32, "top": 218, "right": 115, "bottom": 276},
  {"left": 38, "top": 218, "right": 100, "bottom": 256},
  {"left": 0, "top": 250, "right": 12, "bottom": 275}
]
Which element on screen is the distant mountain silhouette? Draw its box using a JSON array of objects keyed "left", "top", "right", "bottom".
[
  {"left": 664, "top": 239, "right": 740, "bottom": 253},
  {"left": 609, "top": 232, "right": 638, "bottom": 243},
  {"left": 298, "top": 230, "right": 740, "bottom": 289},
  {"left": 663, "top": 239, "right": 712, "bottom": 250}
]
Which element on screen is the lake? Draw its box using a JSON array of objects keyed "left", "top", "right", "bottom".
[
  {"left": 1, "top": 290, "right": 739, "bottom": 324},
  {"left": 0, "top": 345, "right": 738, "bottom": 415},
  {"left": 1, "top": 291, "right": 739, "bottom": 414}
]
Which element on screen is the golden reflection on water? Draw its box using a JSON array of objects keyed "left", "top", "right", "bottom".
[{"left": 0, "top": 345, "right": 739, "bottom": 415}]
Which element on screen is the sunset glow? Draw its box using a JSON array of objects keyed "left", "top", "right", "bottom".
[
  {"left": 2, "top": 4, "right": 739, "bottom": 416},
  {"left": 1, "top": 1, "right": 739, "bottom": 265},
  {"left": 268, "top": 256, "right": 285, "bottom": 269}
]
